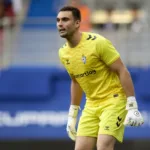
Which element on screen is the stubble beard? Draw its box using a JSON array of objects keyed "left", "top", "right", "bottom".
[
  {"left": 60, "top": 31, "right": 73, "bottom": 39},
  {"left": 60, "top": 33, "right": 68, "bottom": 38},
  {"left": 59, "top": 28, "right": 76, "bottom": 39}
]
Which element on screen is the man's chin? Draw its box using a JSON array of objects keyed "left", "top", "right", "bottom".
[{"left": 59, "top": 33, "right": 67, "bottom": 38}]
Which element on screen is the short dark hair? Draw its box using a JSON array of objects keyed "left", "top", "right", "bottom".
[{"left": 59, "top": 6, "right": 81, "bottom": 21}]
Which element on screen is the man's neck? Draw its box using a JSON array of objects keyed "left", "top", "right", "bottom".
[{"left": 67, "top": 31, "right": 82, "bottom": 48}]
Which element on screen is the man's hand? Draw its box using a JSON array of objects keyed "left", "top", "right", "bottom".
[
  {"left": 66, "top": 105, "right": 80, "bottom": 141},
  {"left": 124, "top": 96, "right": 144, "bottom": 126}
]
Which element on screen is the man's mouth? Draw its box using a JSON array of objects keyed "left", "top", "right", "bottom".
[{"left": 59, "top": 29, "right": 66, "bottom": 33}]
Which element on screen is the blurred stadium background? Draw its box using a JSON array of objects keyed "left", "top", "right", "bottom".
[{"left": 0, "top": 0, "right": 150, "bottom": 149}]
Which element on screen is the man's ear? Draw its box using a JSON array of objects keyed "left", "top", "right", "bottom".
[{"left": 75, "top": 20, "right": 80, "bottom": 28}]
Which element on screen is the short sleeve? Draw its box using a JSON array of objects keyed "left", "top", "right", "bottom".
[{"left": 96, "top": 38, "right": 120, "bottom": 66}]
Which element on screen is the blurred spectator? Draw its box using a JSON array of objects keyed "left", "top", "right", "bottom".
[
  {"left": 0, "top": 0, "right": 15, "bottom": 29},
  {"left": 103, "top": 6, "right": 119, "bottom": 31},
  {"left": 0, "top": 0, "right": 4, "bottom": 16},
  {"left": 0, "top": 0, "right": 4, "bottom": 63},
  {"left": 0, "top": 0, "right": 5, "bottom": 28},
  {"left": 104, "top": 7, "right": 114, "bottom": 30},
  {"left": 127, "top": 2, "right": 147, "bottom": 32},
  {"left": 12, "top": 0, "right": 23, "bottom": 15},
  {"left": 70, "top": 0, "right": 92, "bottom": 32},
  {"left": 96, "top": 5, "right": 119, "bottom": 31},
  {"left": 0, "top": 0, "right": 15, "bottom": 68}
]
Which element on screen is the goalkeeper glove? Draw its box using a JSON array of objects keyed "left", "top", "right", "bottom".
[
  {"left": 124, "top": 96, "right": 144, "bottom": 126},
  {"left": 66, "top": 105, "right": 80, "bottom": 141}
]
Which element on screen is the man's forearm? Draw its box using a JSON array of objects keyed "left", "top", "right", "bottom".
[
  {"left": 71, "top": 79, "right": 83, "bottom": 106},
  {"left": 118, "top": 67, "right": 135, "bottom": 97}
]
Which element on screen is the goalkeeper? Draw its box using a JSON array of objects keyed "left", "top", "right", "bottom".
[{"left": 57, "top": 6, "right": 144, "bottom": 150}]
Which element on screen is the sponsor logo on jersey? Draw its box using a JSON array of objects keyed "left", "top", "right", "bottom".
[{"left": 74, "top": 70, "right": 96, "bottom": 78}]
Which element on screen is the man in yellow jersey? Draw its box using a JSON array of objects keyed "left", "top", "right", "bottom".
[{"left": 56, "top": 6, "right": 144, "bottom": 150}]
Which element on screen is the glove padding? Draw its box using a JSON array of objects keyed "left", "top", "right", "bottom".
[
  {"left": 124, "top": 96, "right": 144, "bottom": 126},
  {"left": 66, "top": 116, "right": 77, "bottom": 141},
  {"left": 66, "top": 105, "right": 80, "bottom": 141}
]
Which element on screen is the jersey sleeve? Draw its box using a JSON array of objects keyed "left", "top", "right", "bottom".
[{"left": 96, "top": 38, "right": 120, "bottom": 66}]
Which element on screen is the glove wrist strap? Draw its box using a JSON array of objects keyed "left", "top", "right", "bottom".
[
  {"left": 68, "top": 105, "right": 80, "bottom": 118},
  {"left": 126, "top": 96, "right": 138, "bottom": 110}
]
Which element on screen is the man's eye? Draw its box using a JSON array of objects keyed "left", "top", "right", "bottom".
[{"left": 63, "top": 18, "right": 69, "bottom": 21}]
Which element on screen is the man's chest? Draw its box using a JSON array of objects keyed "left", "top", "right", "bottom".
[{"left": 63, "top": 47, "right": 100, "bottom": 73}]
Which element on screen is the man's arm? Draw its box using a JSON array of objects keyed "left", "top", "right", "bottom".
[
  {"left": 109, "top": 57, "right": 134, "bottom": 97},
  {"left": 109, "top": 57, "right": 144, "bottom": 126},
  {"left": 70, "top": 77, "right": 83, "bottom": 105},
  {"left": 66, "top": 77, "right": 83, "bottom": 141}
]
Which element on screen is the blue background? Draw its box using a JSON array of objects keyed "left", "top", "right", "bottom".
[{"left": 0, "top": 67, "right": 149, "bottom": 140}]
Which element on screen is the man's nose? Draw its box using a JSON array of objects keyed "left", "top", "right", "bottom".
[{"left": 58, "top": 20, "right": 63, "bottom": 27}]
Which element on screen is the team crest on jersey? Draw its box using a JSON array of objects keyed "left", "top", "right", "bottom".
[{"left": 82, "top": 55, "right": 86, "bottom": 64}]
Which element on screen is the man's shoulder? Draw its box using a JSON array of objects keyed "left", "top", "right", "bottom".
[
  {"left": 59, "top": 43, "right": 68, "bottom": 53},
  {"left": 83, "top": 32, "right": 106, "bottom": 42},
  {"left": 59, "top": 43, "right": 67, "bottom": 50}
]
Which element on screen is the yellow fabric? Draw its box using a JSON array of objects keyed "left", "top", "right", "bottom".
[
  {"left": 77, "top": 95, "right": 127, "bottom": 143},
  {"left": 59, "top": 32, "right": 125, "bottom": 101}
]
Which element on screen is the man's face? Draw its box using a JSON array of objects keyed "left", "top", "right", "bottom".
[{"left": 57, "top": 11, "right": 80, "bottom": 38}]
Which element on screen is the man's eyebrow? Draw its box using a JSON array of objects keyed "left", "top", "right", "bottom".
[
  {"left": 62, "top": 17, "right": 69, "bottom": 19},
  {"left": 57, "top": 17, "right": 70, "bottom": 20}
]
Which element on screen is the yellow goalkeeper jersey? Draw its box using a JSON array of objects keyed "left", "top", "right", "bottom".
[{"left": 59, "top": 32, "right": 125, "bottom": 100}]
